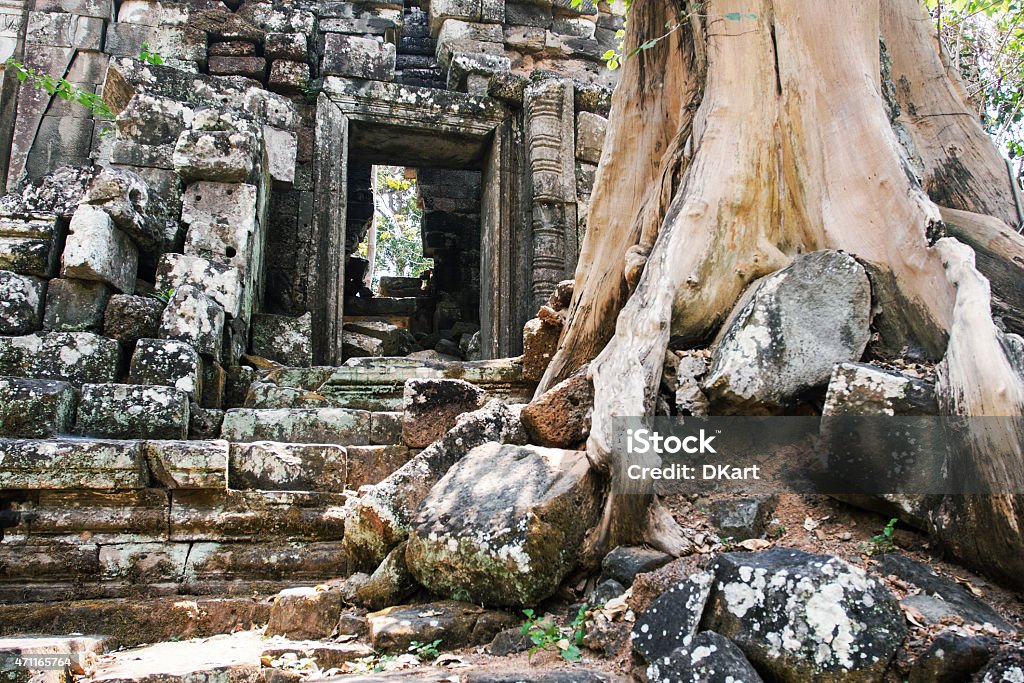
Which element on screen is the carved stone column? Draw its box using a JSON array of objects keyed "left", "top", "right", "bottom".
[{"left": 525, "top": 78, "right": 577, "bottom": 311}]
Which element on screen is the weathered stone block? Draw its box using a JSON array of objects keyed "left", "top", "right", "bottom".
[
  {"left": 370, "top": 411, "right": 403, "bottom": 445},
  {"left": 76, "top": 383, "right": 189, "bottom": 440},
  {"left": 173, "top": 130, "right": 261, "bottom": 184},
  {"left": 0, "top": 214, "right": 63, "bottom": 278},
  {"left": 129, "top": 338, "right": 202, "bottom": 398},
  {"left": 43, "top": 278, "right": 112, "bottom": 333},
  {"left": 114, "top": 94, "right": 193, "bottom": 148},
  {"left": 520, "top": 316, "right": 560, "bottom": 381},
  {"left": 0, "top": 438, "right": 148, "bottom": 489},
  {"left": 229, "top": 441, "right": 348, "bottom": 491},
  {"left": 144, "top": 439, "right": 229, "bottom": 489},
  {"left": 220, "top": 408, "right": 371, "bottom": 445},
  {"left": 104, "top": 23, "right": 206, "bottom": 61},
  {"left": 406, "top": 442, "right": 600, "bottom": 606},
  {"left": 103, "top": 294, "right": 164, "bottom": 344},
  {"left": 156, "top": 253, "right": 244, "bottom": 320},
  {"left": 181, "top": 182, "right": 258, "bottom": 272},
  {"left": 0, "top": 331, "right": 122, "bottom": 385},
  {"left": 575, "top": 111, "right": 606, "bottom": 164},
  {"left": 446, "top": 51, "right": 511, "bottom": 92},
  {"left": 322, "top": 33, "right": 396, "bottom": 80},
  {"left": 0, "top": 270, "right": 46, "bottom": 335},
  {"left": 250, "top": 312, "right": 312, "bottom": 366},
  {"left": 208, "top": 56, "right": 268, "bottom": 81},
  {"left": 346, "top": 444, "right": 414, "bottom": 488},
  {"left": 367, "top": 601, "right": 518, "bottom": 653},
  {"left": 159, "top": 285, "right": 225, "bottom": 362},
  {"left": 35, "top": 0, "right": 113, "bottom": 19},
  {"left": 342, "top": 320, "right": 415, "bottom": 356},
  {"left": 62, "top": 205, "right": 138, "bottom": 293},
  {"left": 521, "top": 368, "right": 592, "bottom": 447},
  {"left": 189, "top": 404, "right": 225, "bottom": 439},
  {"left": 79, "top": 167, "right": 165, "bottom": 252},
  {"left": 200, "top": 360, "right": 226, "bottom": 410},
  {"left": 436, "top": 19, "right": 504, "bottom": 68},
  {"left": 266, "top": 586, "right": 342, "bottom": 640},
  {"left": 401, "top": 378, "right": 486, "bottom": 447},
  {"left": 0, "top": 377, "right": 77, "bottom": 438},
  {"left": 263, "top": 125, "right": 297, "bottom": 184},
  {"left": 267, "top": 60, "right": 310, "bottom": 96},
  {"left": 265, "top": 33, "right": 308, "bottom": 61},
  {"left": 26, "top": 11, "right": 104, "bottom": 49},
  {"left": 109, "top": 139, "right": 175, "bottom": 169},
  {"left": 429, "top": 0, "right": 487, "bottom": 32}
]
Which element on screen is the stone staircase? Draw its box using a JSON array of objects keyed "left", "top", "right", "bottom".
[
  {"left": 394, "top": 7, "right": 446, "bottom": 90},
  {"left": 0, "top": 355, "right": 534, "bottom": 606}
]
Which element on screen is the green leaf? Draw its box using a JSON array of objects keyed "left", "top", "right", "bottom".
[{"left": 724, "top": 11, "right": 742, "bottom": 20}]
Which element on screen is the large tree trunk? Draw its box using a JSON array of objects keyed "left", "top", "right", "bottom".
[{"left": 548, "top": 0, "right": 1024, "bottom": 584}]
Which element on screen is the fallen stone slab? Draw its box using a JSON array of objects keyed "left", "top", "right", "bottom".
[
  {"left": 251, "top": 312, "right": 313, "bottom": 366},
  {"left": 907, "top": 629, "right": 997, "bottom": 683},
  {"left": 406, "top": 443, "right": 600, "bottom": 606},
  {"left": 89, "top": 630, "right": 263, "bottom": 683},
  {"left": 0, "top": 214, "right": 63, "bottom": 278},
  {"left": 0, "top": 634, "right": 109, "bottom": 678},
  {"left": 367, "top": 601, "right": 518, "bottom": 654},
  {"left": 600, "top": 546, "right": 673, "bottom": 587},
  {"left": 521, "top": 367, "right": 592, "bottom": 448},
  {"left": 266, "top": 586, "right": 343, "bottom": 640},
  {"left": 0, "top": 332, "right": 122, "bottom": 385},
  {"left": 61, "top": 205, "right": 138, "bottom": 294},
  {"left": 144, "top": 439, "right": 229, "bottom": 489},
  {"left": 401, "top": 378, "right": 486, "bottom": 448},
  {"left": 76, "top": 383, "right": 190, "bottom": 440},
  {"left": 261, "top": 640, "right": 375, "bottom": 671},
  {"left": 0, "top": 377, "right": 77, "bottom": 438},
  {"left": 220, "top": 408, "right": 371, "bottom": 445},
  {"left": 343, "top": 319, "right": 415, "bottom": 357},
  {"left": 0, "top": 438, "right": 148, "bottom": 489},
  {"left": 353, "top": 541, "right": 418, "bottom": 611},
  {"left": 631, "top": 571, "right": 714, "bottom": 664},
  {"left": 228, "top": 441, "right": 347, "bottom": 491}
]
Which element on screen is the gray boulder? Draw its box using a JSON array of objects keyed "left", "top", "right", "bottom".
[
  {"left": 703, "top": 250, "right": 871, "bottom": 411},
  {"left": 646, "top": 631, "right": 764, "bottom": 683},
  {"left": 0, "top": 270, "right": 45, "bottom": 335},
  {"left": 406, "top": 443, "right": 601, "bottom": 606},
  {"left": 704, "top": 548, "right": 905, "bottom": 682}
]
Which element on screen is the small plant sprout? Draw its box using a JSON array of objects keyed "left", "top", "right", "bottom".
[
  {"left": 862, "top": 518, "right": 899, "bottom": 556},
  {"left": 408, "top": 639, "right": 441, "bottom": 661},
  {"left": 139, "top": 42, "right": 165, "bottom": 65},
  {"left": 521, "top": 604, "right": 589, "bottom": 663}
]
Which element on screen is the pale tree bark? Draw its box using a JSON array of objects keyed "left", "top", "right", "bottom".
[{"left": 545, "top": 0, "right": 1024, "bottom": 586}]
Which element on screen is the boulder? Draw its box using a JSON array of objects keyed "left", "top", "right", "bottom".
[
  {"left": 703, "top": 548, "right": 906, "bottom": 682},
  {"left": 159, "top": 285, "right": 225, "bottom": 362},
  {"left": 43, "top": 278, "right": 112, "bottom": 333},
  {"left": 601, "top": 546, "right": 673, "bottom": 586},
  {"left": 343, "top": 320, "right": 415, "bottom": 357},
  {"left": 702, "top": 250, "right": 871, "bottom": 411},
  {"left": 0, "top": 377, "right": 77, "bottom": 438},
  {"left": 129, "top": 338, "right": 202, "bottom": 397},
  {"left": 353, "top": 541, "right": 418, "bottom": 611},
  {"left": 367, "top": 601, "right": 517, "bottom": 653},
  {"left": 266, "top": 586, "right": 342, "bottom": 640},
  {"left": 907, "top": 629, "right": 997, "bottom": 683},
  {"left": 342, "top": 330, "right": 385, "bottom": 358},
  {"left": 251, "top": 312, "right": 313, "bottom": 366},
  {"left": 0, "top": 270, "right": 45, "bottom": 335},
  {"left": 631, "top": 571, "right": 714, "bottom": 664},
  {"left": 103, "top": 294, "right": 164, "bottom": 345},
  {"left": 406, "top": 443, "right": 601, "bottom": 606},
  {"left": 343, "top": 400, "right": 526, "bottom": 569},
  {"left": 521, "top": 316, "right": 561, "bottom": 382},
  {"left": 76, "top": 383, "right": 190, "bottom": 440},
  {"left": 823, "top": 362, "right": 937, "bottom": 417},
  {"left": 521, "top": 367, "right": 592, "bottom": 447},
  {"left": 973, "top": 651, "right": 1024, "bottom": 683},
  {"left": 80, "top": 167, "right": 164, "bottom": 252},
  {"left": 62, "top": 205, "right": 138, "bottom": 294},
  {"left": 401, "top": 378, "right": 486, "bottom": 448},
  {"left": 645, "top": 631, "right": 764, "bottom": 683},
  {"left": 709, "top": 495, "right": 778, "bottom": 542}
]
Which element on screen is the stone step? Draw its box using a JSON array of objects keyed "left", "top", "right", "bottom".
[
  {"left": 398, "top": 35, "right": 435, "bottom": 55},
  {"left": 228, "top": 441, "right": 414, "bottom": 491},
  {"left": 396, "top": 53, "right": 437, "bottom": 69},
  {"left": 0, "top": 635, "right": 109, "bottom": 678},
  {"left": 76, "top": 383, "right": 190, "bottom": 441},
  {"left": 219, "top": 408, "right": 372, "bottom": 445},
  {"left": 395, "top": 71, "right": 447, "bottom": 89},
  {"left": 402, "top": 22, "right": 430, "bottom": 38}
]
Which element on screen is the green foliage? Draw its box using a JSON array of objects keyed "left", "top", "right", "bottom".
[
  {"left": 407, "top": 639, "right": 441, "bottom": 660},
  {"left": 138, "top": 42, "right": 165, "bottom": 65},
  {"left": 5, "top": 58, "right": 113, "bottom": 133},
  {"left": 926, "top": 0, "right": 1024, "bottom": 186},
  {"left": 520, "top": 605, "right": 588, "bottom": 663},
  {"left": 862, "top": 518, "right": 899, "bottom": 555},
  {"left": 364, "top": 166, "right": 432, "bottom": 287},
  {"left": 151, "top": 287, "right": 175, "bottom": 304}
]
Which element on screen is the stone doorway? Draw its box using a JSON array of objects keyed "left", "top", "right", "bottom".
[{"left": 310, "top": 78, "right": 531, "bottom": 365}]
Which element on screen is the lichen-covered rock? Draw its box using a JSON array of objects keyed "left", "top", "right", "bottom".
[
  {"left": 367, "top": 601, "right": 518, "bottom": 654},
  {"left": 370, "top": 411, "right": 403, "bottom": 446},
  {"left": 601, "top": 545, "right": 673, "bottom": 587},
  {"left": 631, "top": 572, "right": 714, "bottom": 664},
  {"left": 322, "top": 33, "right": 396, "bottom": 80},
  {"left": 181, "top": 182, "right": 259, "bottom": 272},
  {"left": 353, "top": 541, "right": 418, "bottom": 611},
  {"left": 0, "top": 166, "right": 96, "bottom": 217},
  {"left": 0, "top": 332, "right": 122, "bottom": 385},
  {"left": 646, "top": 631, "right": 765, "bottom": 683},
  {"left": 76, "top": 383, "right": 189, "bottom": 440},
  {"left": 129, "top": 338, "right": 202, "bottom": 397},
  {"left": 114, "top": 93, "right": 194, "bottom": 146},
  {"left": 103, "top": 294, "right": 164, "bottom": 345},
  {"left": 341, "top": 319, "right": 414, "bottom": 357},
  {"left": 575, "top": 111, "right": 606, "bottom": 164},
  {"left": 0, "top": 270, "right": 45, "bottom": 334},
  {"left": 228, "top": 441, "right": 347, "bottom": 491},
  {"left": 220, "top": 408, "right": 371, "bottom": 445},
  {"left": 172, "top": 129, "right": 261, "bottom": 183},
  {"left": 266, "top": 586, "right": 342, "bottom": 640},
  {"left": 80, "top": 167, "right": 164, "bottom": 252},
  {"left": 521, "top": 367, "right": 592, "bottom": 447},
  {"left": 906, "top": 629, "right": 997, "bottom": 683},
  {"left": 159, "top": 285, "right": 225, "bottom": 362},
  {"left": 251, "top": 312, "right": 313, "bottom": 366},
  {"left": 62, "top": 205, "right": 138, "bottom": 294},
  {"left": 189, "top": 404, "right": 225, "bottom": 440},
  {"left": 0, "top": 214, "right": 63, "bottom": 278},
  {"left": 144, "top": 439, "right": 229, "bottom": 489},
  {"left": 0, "top": 438, "right": 148, "bottom": 489},
  {"left": 43, "top": 278, "right": 112, "bottom": 333},
  {"left": 703, "top": 250, "right": 871, "bottom": 412},
  {"left": 0, "top": 377, "right": 77, "bottom": 438},
  {"left": 344, "top": 400, "right": 526, "bottom": 569},
  {"left": 703, "top": 548, "right": 906, "bottom": 682},
  {"left": 823, "top": 363, "right": 937, "bottom": 417},
  {"left": 401, "top": 378, "right": 486, "bottom": 448},
  {"left": 709, "top": 495, "right": 779, "bottom": 542},
  {"left": 521, "top": 316, "right": 561, "bottom": 382},
  {"left": 406, "top": 443, "right": 601, "bottom": 606},
  {"left": 156, "top": 253, "right": 245, "bottom": 320},
  {"left": 973, "top": 650, "right": 1024, "bottom": 683}
]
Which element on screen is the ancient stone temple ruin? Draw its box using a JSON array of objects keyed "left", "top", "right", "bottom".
[{"left": 0, "top": 0, "right": 614, "bottom": 606}]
